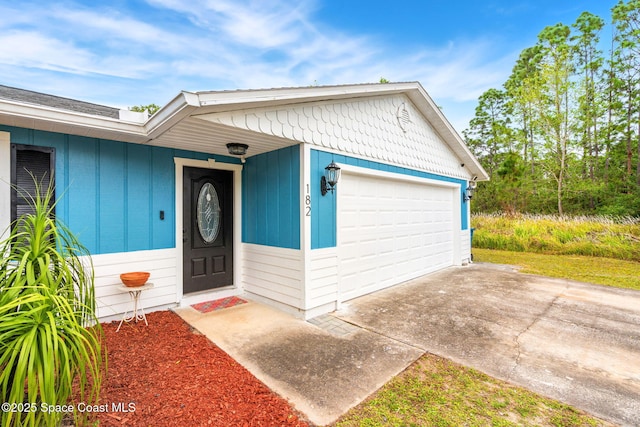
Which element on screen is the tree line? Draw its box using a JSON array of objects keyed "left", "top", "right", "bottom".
[{"left": 464, "top": 1, "right": 640, "bottom": 216}]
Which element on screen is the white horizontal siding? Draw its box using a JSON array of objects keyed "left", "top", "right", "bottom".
[
  {"left": 88, "top": 248, "right": 177, "bottom": 320},
  {"left": 307, "top": 248, "right": 338, "bottom": 309},
  {"left": 241, "top": 243, "right": 303, "bottom": 308},
  {"left": 461, "top": 229, "right": 471, "bottom": 264}
]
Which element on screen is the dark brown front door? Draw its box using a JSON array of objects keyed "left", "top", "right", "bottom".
[{"left": 183, "top": 167, "right": 233, "bottom": 293}]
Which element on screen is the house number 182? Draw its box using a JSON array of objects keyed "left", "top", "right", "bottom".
[{"left": 305, "top": 184, "right": 311, "bottom": 216}]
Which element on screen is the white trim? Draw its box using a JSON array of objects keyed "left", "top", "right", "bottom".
[
  {"left": 0, "top": 100, "right": 148, "bottom": 142},
  {"left": 301, "top": 144, "right": 312, "bottom": 307},
  {"left": 0, "top": 131, "right": 10, "bottom": 241},
  {"left": 338, "top": 163, "right": 460, "bottom": 189},
  {"left": 173, "top": 157, "right": 243, "bottom": 305}
]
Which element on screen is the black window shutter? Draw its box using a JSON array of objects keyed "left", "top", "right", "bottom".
[{"left": 10, "top": 144, "right": 56, "bottom": 224}]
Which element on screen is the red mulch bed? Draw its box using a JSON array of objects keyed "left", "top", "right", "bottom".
[{"left": 95, "top": 311, "right": 310, "bottom": 427}]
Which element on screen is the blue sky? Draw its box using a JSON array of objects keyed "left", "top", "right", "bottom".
[{"left": 0, "top": 0, "right": 619, "bottom": 133}]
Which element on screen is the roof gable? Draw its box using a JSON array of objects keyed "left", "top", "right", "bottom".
[
  {"left": 195, "top": 93, "right": 468, "bottom": 179},
  {"left": 0, "top": 82, "right": 488, "bottom": 180}
]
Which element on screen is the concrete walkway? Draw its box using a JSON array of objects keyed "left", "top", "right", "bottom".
[{"left": 175, "top": 263, "right": 640, "bottom": 426}]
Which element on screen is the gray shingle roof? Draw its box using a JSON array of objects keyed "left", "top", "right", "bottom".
[{"left": 0, "top": 85, "right": 120, "bottom": 119}]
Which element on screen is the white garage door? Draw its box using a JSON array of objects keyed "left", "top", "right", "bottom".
[{"left": 338, "top": 172, "right": 456, "bottom": 302}]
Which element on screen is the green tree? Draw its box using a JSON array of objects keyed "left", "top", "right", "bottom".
[
  {"left": 612, "top": 0, "right": 640, "bottom": 188},
  {"left": 495, "top": 152, "right": 526, "bottom": 213},
  {"left": 130, "top": 103, "right": 161, "bottom": 116},
  {"left": 505, "top": 45, "right": 544, "bottom": 178},
  {"left": 463, "top": 88, "right": 514, "bottom": 177},
  {"left": 534, "top": 23, "right": 575, "bottom": 215},
  {"left": 571, "top": 11, "right": 605, "bottom": 192},
  {"left": 465, "top": 4, "right": 640, "bottom": 216},
  {"left": 464, "top": 89, "right": 519, "bottom": 212}
]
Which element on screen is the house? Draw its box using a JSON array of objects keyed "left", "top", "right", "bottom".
[{"left": 0, "top": 82, "right": 488, "bottom": 320}]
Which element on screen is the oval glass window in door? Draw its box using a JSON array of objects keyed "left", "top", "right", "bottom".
[{"left": 196, "top": 182, "right": 221, "bottom": 243}]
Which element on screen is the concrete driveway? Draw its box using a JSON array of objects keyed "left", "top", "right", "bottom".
[
  {"left": 176, "top": 263, "right": 640, "bottom": 426},
  {"left": 335, "top": 263, "right": 640, "bottom": 426}
]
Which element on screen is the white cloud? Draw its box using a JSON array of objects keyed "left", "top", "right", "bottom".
[
  {"left": 0, "top": 31, "right": 99, "bottom": 75},
  {"left": 147, "top": 0, "right": 316, "bottom": 48},
  {"left": 0, "top": 0, "right": 518, "bottom": 131}
]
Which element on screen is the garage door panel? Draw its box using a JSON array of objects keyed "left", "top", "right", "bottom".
[{"left": 339, "top": 174, "right": 456, "bottom": 302}]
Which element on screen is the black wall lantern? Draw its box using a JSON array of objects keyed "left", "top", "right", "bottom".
[
  {"left": 463, "top": 180, "right": 477, "bottom": 203},
  {"left": 321, "top": 161, "right": 341, "bottom": 196}
]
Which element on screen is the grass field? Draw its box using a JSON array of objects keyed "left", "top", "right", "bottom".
[
  {"left": 333, "top": 353, "right": 609, "bottom": 427},
  {"left": 471, "top": 213, "right": 640, "bottom": 261},
  {"left": 473, "top": 248, "right": 640, "bottom": 290}
]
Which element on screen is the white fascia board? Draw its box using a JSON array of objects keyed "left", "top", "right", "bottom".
[
  {"left": 143, "top": 91, "right": 201, "bottom": 141},
  {"left": 406, "top": 85, "right": 489, "bottom": 181},
  {"left": 0, "top": 99, "right": 148, "bottom": 142},
  {"left": 195, "top": 83, "right": 412, "bottom": 108}
]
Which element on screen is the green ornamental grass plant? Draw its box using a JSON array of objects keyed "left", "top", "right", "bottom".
[
  {"left": 0, "top": 176, "right": 104, "bottom": 427},
  {"left": 471, "top": 212, "right": 640, "bottom": 261}
]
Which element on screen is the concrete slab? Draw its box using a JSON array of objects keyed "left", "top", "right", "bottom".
[
  {"left": 174, "top": 301, "right": 422, "bottom": 426},
  {"left": 335, "top": 263, "right": 640, "bottom": 427}
]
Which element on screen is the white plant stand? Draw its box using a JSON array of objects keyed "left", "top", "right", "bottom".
[{"left": 116, "top": 283, "right": 154, "bottom": 332}]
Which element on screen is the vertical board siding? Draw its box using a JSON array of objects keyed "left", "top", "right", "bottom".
[
  {"left": 68, "top": 135, "right": 99, "bottom": 250},
  {"left": 126, "top": 144, "right": 152, "bottom": 251},
  {"left": 151, "top": 148, "right": 175, "bottom": 248},
  {"left": 0, "top": 124, "right": 240, "bottom": 255},
  {"left": 241, "top": 243, "right": 303, "bottom": 308},
  {"left": 310, "top": 150, "right": 337, "bottom": 249},
  {"left": 99, "top": 141, "right": 126, "bottom": 253},
  {"left": 311, "top": 149, "right": 469, "bottom": 249},
  {"left": 242, "top": 145, "right": 300, "bottom": 249}
]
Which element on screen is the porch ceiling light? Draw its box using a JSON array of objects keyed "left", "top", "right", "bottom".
[
  {"left": 226, "top": 143, "right": 249, "bottom": 156},
  {"left": 321, "top": 161, "right": 341, "bottom": 196}
]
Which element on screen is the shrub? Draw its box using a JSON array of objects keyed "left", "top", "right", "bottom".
[{"left": 0, "top": 177, "right": 104, "bottom": 427}]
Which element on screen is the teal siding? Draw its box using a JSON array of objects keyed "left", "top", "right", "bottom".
[
  {"left": 310, "top": 150, "right": 337, "bottom": 248},
  {"left": 68, "top": 135, "right": 98, "bottom": 250},
  {"left": 99, "top": 141, "right": 126, "bottom": 253},
  {"left": 1, "top": 125, "right": 240, "bottom": 255},
  {"left": 242, "top": 145, "right": 300, "bottom": 249},
  {"left": 151, "top": 148, "right": 175, "bottom": 249},
  {"left": 126, "top": 143, "right": 152, "bottom": 252},
  {"left": 310, "top": 149, "right": 469, "bottom": 249}
]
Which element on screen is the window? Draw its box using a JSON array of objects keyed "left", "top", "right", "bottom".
[{"left": 10, "top": 144, "right": 55, "bottom": 225}]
